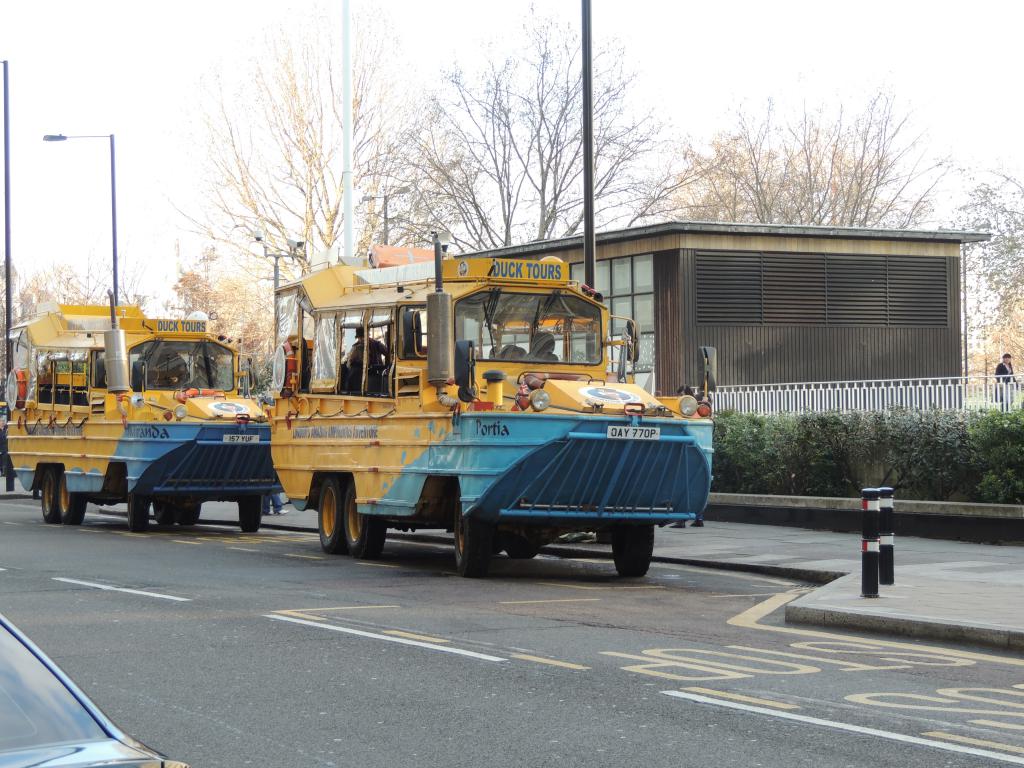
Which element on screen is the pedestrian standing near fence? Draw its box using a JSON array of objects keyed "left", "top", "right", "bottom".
[{"left": 995, "top": 353, "right": 1016, "bottom": 411}]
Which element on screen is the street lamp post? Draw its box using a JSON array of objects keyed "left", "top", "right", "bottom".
[
  {"left": 361, "top": 186, "right": 410, "bottom": 246},
  {"left": 42, "top": 133, "right": 119, "bottom": 306},
  {"left": 248, "top": 231, "right": 303, "bottom": 343}
]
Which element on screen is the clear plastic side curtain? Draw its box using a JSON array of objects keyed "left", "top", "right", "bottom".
[
  {"left": 311, "top": 313, "right": 338, "bottom": 392},
  {"left": 276, "top": 291, "right": 298, "bottom": 346}
]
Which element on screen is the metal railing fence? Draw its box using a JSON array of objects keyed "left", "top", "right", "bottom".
[{"left": 715, "top": 375, "right": 1021, "bottom": 414}]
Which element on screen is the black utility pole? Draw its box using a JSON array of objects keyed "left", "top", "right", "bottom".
[
  {"left": 581, "top": 0, "right": 596, "bottom": 288},
  {"left": 2, "top": 60, "right": 12, "bottom": 491},
  {"left": 3, "top": 61, "right": 11, "bottom": 378}
]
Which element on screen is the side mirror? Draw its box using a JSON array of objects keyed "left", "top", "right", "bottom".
[
  {"left": 239, "top": 357, "right": 253, "bottom": 398},
  {"left": 700, "top": 346, "right": 717, "bottom": 394},
  {"left": 625, "top": 319, "right": 641, "bottom": 364},
  {"left": 454, "top": 339, "right": 477, "bottom": 403},
  {"left": 131, "top": 361, "right": 146, "bottom": 393}
]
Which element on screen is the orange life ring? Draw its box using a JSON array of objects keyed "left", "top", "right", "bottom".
[
  {"left": 14, "top": 369, "right": 27, "bottom": 408},
  {"left": 283, "top": 340, "right": 298, "bottom": 391}
]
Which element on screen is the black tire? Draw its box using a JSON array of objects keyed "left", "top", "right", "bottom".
[
  {"left": 58, "top": 473, "right": 87, "bottom": 526},
  {"left": 503, "top": 535, "right": 539, "bottom": 560},
  {"left": 318, "top": 477, "right": 348, "bottom": 554},
  {"left": 176, "top": 503, "right": 201, "bottom": 526},
  {"left": 611, "top": 525, "right": 654, "bottom": 577},
  {"left": 153, "top": 500, "right": 177, "bottom": 526},
  {"left": 454, "top": 510, "right": 494, "bottom": 578},
  {"left": 40, "top": 468, "right": 61, "bottom": 524},
  {"left": 238, "top": 496, "right": 262, "bottom": 533},
  {"left": 342, "top": 483, "right": 386, "bottom": 559},
  {"left": 127, "top": 494, "right": 151, "bottom": 532}
]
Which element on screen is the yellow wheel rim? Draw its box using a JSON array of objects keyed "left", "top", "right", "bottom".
[
  {"left": 59, "top": 476, "right": 69, "bottom": 512},
  {"left": 346, "top": 494, "right": 362, "bottom": 543},
  {"left": 321, "top": 487, "right": 336, "bottom": 539},
  {"left": 43, "top": 475, "right": 54, "bottom": 510}
]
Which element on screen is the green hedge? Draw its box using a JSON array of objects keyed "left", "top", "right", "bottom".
[{"left": 712, "top": 409, "right": 1024, "bottom": 504}]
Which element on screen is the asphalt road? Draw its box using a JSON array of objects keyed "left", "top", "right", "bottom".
[{"left": 2, "top": 497, "right": 1024, "bottom": 767}]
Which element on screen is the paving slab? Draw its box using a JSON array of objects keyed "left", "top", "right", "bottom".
[{"left": 785, "top": 567, "right": 1024, "bottom": 651}]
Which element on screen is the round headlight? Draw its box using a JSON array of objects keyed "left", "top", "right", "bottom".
[
  {"left": 678, "top": 395, "right": 698, "bottom": 416},
  {"left": 174, "top": 405, "right": 188, "bottom": 420},
  {"left": 528, "top": 388, "right": 551, "bottom": 412}
]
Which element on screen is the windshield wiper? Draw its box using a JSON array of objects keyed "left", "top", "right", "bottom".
[{"left": 482, "top": 288, "right": 501, "bottom": 355}]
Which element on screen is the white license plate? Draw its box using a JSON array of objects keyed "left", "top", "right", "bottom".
[
  {"left": 606, "top": 425, "right": 660, "bottom": 441},
  {"left": 223, "top": 434, "right": 259, "bottom": 443}
]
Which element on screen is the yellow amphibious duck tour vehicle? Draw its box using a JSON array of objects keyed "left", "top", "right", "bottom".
[
  {"left": 269, "top": 237, "right": 716, "bottom": 577},
  {"left": 6, "top": 299, "right": 278, "bottom": 532}
]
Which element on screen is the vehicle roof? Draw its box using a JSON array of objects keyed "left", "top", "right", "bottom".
[
  {"left": 12, "top": 304, "right": 223, "bottom": 351},
  {"left": 281, "top": 256, "right": 580, "bottom": 312}
]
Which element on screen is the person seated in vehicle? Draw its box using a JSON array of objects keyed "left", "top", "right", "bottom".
[
  {"left": 344, "top": 327, "right": 387, "bottom": 392},
  {"left": 529, "top": 331, "right": 559, "bottom": 362},
  {"left": 154, "top": 353, "right": 189, "bottom": 388}
]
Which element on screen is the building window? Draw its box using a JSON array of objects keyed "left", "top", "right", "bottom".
[{"left": 571, "top": 254, "right": 655, "bottom": 376}]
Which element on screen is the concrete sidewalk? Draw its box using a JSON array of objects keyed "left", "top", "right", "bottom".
[{"left": 132, "top": 500, "right": 1024, "bottom": 652}]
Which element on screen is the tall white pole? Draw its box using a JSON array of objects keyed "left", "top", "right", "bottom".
[{"left": 341, "top": 0, "right": 354, "bottom": 264}]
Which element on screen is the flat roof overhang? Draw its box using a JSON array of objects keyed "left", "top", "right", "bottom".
[{"left": 464, "top": 220, "right": 991, "bottom": 260}]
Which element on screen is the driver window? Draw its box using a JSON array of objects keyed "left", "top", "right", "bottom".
[
  {"left": 339, "top": 310, "right": 365, "bottom": 395},
  {"left": 36, "top": 351, "right": 55, "bottom": 406},
  {"left": 298, "top": 310, "right": 314, "bottom": 393},
  {"left": 366, "top": 309, "right": 393, "bottom": 397},
  {"left": 70, "top": 352, "right": 89, "bottom": 406}
]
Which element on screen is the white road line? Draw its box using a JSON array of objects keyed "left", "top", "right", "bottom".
[
  {"left": 265, "top": 614, "right": 506, "bottom": 662},
  {"left": 663, "top": 690, "right": 1024, "bottom": 766},
  {"left": 52, "top": 577, "right": 191, "bottom": 602}
]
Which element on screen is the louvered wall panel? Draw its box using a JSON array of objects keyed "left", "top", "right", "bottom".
[
  {"left": 684, "top": 248, "right": 961, "bottom": 386},
  {"left": 689, "top": 326, "right": 961, "bottom": 385},
  {"left": 888, "top": 256, "right": 947, "bottom": 326},
  {"left": 763, "top": 254, "right": 826, "bottom": 324},
  {"left": 694, "top": 253, "right": 762, "bottom": 324},
  {"left": 825, "top": 256, "right": 887, "bottom": 325}
]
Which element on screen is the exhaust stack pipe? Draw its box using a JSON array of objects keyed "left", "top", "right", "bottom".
[{"left": 103, "top": 290, "right": 130, "bottom": 393}]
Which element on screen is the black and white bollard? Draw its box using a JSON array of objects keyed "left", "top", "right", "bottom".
[
  {"left": 878, "top": 486, "right": 895, "bottom": 586},
  {"left": 861, "top": 487, "right": 880, "bottom": 598}
]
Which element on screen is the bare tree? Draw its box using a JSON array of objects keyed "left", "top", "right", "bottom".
[
  {"left": 676, "top": 94, "right": 945, "bottom": 228},
  {"left": 16, "top": 255, "right": 147, "bottom": 320},
  {"left": 959, "top": 172, "right": 1024, "bottom": 307},
  {"left": 411, "top": 15, "right": 680, "bottom": 251},
  {"left": 189, "top": 13, "right": 422, "bottom": 279},
  {"left": 169, "top": 246, "right": 274, "bottom": 359}
]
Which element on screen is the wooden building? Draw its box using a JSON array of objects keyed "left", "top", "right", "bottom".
[{"left": 468, "top": 222, "right": 988, "bottom": 392}]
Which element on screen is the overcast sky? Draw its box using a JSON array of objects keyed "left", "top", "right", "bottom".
[{"left": 2, "top": 0, "right": 1020, "bottom": 307}]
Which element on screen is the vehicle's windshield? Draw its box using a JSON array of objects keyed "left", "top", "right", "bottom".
[
  {"left": 0, "top": 624, "right": 107, "bottom": 752},
  {"left": 455, "top": 290, "right": 602, "bottom": 364},
  {"left": 129, "top": 340, "right": 234, "bottom": 390}
]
